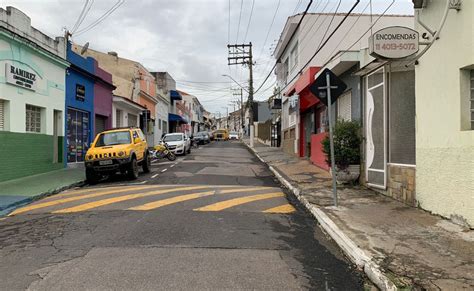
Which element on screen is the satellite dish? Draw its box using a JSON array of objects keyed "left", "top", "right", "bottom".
[{"left": 80, "top": 42, "right": 89, "bottom": 55}]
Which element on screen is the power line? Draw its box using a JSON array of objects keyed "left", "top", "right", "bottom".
[
  {"left": 257, "top": 0, "right": 281, "bottom": 60},
  {"left": 74, "top": 0, "right": 124, "bottom": 36},
  {"left": 71, "top": 0, "right": 89, "bottom": 33},
  {"left": 254, "top": 0, "right": 314, "bottom": 94},
  {"left": 322, "top": 0, "right": 394, "bottom": 67},
  {"left": 297, "top": 0, "right": 333, "bottom": 56},
  {"left": 315, "top": 0, "right": 342, "bottom": 51},
  {"left": 292, "top": 0, "right": 303, "bottom": 14},
  {"left": 235, "top": 0, "right": 244, "bottom": 43},
  {"left": 243, "top": 0, "right": 255, "bottom": 43},
  {"left": 228, "top": 0, "right": 231, "bottom": 43},
  {"left": 278, "top": 0, "right": 361, "bottom": 95}
]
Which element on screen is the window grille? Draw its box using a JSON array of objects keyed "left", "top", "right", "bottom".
[
  {"left": 337, "top": 91, "right": 352, "bottom": 121},
  {"left": 0, "top": 100, "right": 4, "bottom": 130},
  {"left": 25, "top": 104, "right": 41, "bottom": 133}
]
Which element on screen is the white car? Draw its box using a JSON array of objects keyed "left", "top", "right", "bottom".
[
  {"left": 162, "top": 133, "right": 191, "bottom": 155},
  {"left": 229, "top": 131, "right": 239, "bottom": 140}
]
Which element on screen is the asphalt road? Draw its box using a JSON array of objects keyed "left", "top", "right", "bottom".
[{"left": 0, "top": 141, "right": 365, "bottom": 290}]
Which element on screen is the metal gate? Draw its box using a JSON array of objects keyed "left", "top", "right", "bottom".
[
  {"left": 365, "top": 67, "right": 386, "bottom": 189},
  {"left": 271, "top": 121, "right": 281, "bottom": 147}
]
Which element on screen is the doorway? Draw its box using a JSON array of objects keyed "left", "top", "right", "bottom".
[
  {"left": 67, "top": 108, "right": 90, "bottom": 163},
  {"left": 53, "top": 110, "right": 61, "bottom": 163},
  {"left": 365, "top": 67, "right": 386, "bottom": 189}
]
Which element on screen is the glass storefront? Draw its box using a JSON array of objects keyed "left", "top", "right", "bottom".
[{"left": 67, "top": 108, "right": 90, "bottom": 163}]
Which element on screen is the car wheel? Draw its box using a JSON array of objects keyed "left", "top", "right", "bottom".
[
  {"left": 86, "top": 168, "right": 100, "bottom": 185},
  {"left": 187, "top": 146, "right": 191, "bottom": 154},
  {"left": 127, "top": 157, "right": 139, "bottom": 180},
  {"left": 142, "top": 152, "right": 151, "bottom": 173}
]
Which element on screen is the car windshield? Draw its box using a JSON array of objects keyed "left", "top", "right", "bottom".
[
  {"left": 164, "top": 135, "right": 183, "bottom": 142},
  {"left": 230, "top": 132, "right": 238, "bottom": 135},
  {"left": 95, "top": 131, "right": 131, "bottom": 147}
]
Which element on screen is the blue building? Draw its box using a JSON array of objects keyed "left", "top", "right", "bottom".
[{"left": 65, "top": 42, "right": 96, "bottom": 164}]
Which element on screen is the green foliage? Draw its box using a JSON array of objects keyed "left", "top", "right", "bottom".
[{"left": 322, "top": 120, "right": 361, "bottom": 170}]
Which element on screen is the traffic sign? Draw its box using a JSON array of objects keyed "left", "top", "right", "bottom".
[{"left": 309, "top": 68, "right": 347, "bottom": 106}]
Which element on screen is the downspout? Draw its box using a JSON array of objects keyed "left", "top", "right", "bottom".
[{"left": 407, "top": 0, "right": 452, "bottom": 66}]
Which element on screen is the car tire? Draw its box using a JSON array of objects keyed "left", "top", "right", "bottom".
[
  {"left": 86, "top": 168, "right": 100, "bottom": 185},
  {"left": 127, "top": 157, "right": 139, "bottom": 180},
  {"left": 142, "top": 152, "right": 151, "bottom": 173}
]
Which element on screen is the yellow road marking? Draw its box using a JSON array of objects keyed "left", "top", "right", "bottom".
[
  {"left": 9, "top": 185, "right": 157, "bottom": 216},
  {"left": 50, "top": 186, "right": 125, "bottom": 199},
  {"left": 128, "top": 187, "right": 270, "bottom": 211},
  {"left": 262, "top": 204, "right": 296, "bottom": 214},
  {"left": 194, "top": 192, "right": 284, "bottom": 212},
  {"left": 53, "top": 186, "right": 210, "bottom": 213},
  {"left": 129, "top": 191, "right": 215, "bottom": 211}
]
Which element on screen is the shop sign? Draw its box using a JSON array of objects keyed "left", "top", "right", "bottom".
[
  {"left": 5, "top": 63, "right": 37, "bottom": 91},
  {"left": 76, "top": 84, "right": 85, "bottom": 101},
  {"left": 289, "top": 94, "right": 299, "bottom": 111},
  {"left": 369, "top": 26, "right": 419, "bottom": 59}
]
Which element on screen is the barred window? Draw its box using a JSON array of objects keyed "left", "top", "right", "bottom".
[
  {"left": 470, "top": 70, "right": 474, "bottom": 129},
  {"left": 0, "top": 99, "right": 4, "bottom": 130},
  {"left": 25, "top": 104, "right": 42, "bottom": 133}
]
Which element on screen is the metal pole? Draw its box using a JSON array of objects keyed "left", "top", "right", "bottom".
[
  {"left": 240, "top": 88, "right": 243, "bottom": 135},
  {"left": 326, "top": 72, "right": 338, "bottom": 207},
  {"left": 248, "top": 43, "right": 254, "bottom": 147}
]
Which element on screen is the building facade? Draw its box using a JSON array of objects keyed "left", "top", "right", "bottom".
[
  {"left": 93, "top": 61, "right": 114, "bottom": 135},
  {"left": 65, "top": 42, "right": 95, "bottom": 164},
  {"left": 0, "top": 7, "right": 68, "bottom": 181},
  {"left": 414, "top": 0, "right": 474, "bottom": 227}
]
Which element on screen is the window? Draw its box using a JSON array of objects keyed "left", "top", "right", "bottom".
[
  {"left": 290, "top": 42, "right": 298, "bottom": 70},
  {"left": 25, "top": 104, "right": 42, "bottom": 133},
  {"left": 470, "top": 70, "right": 474, "bottom": 129},
  {"left": 158, "top": 118, "right": 162, "bottom": 130},
  {"left": 0, "top": 100, "right": 4, "bottom": 130},
  {"left": 337, "top": 91, "right": 352, "bottom": 121},
  {"left": 95, "top": 131, "right": 131, "bottom": 147},
  {"left": 283, "top": 58, "right": 289, "bottom": 84},
  {"left": 116, "top": 110, "right": 122, "bottom": 127},
  {"left": 162, "top": 120, "right": 168, "bottom": 133}
]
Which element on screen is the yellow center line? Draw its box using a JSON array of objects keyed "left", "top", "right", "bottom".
[
  {"left": 194, "top": 192, "right": 285, "bottom": 212},
  {"left": 8, "top": 185, "right": 160, "bottom": 216},
  {"left": 52, "top": 186, "right": 210, "bottom": 213},
  {"left": 262, "top": 204, "right": 296, "bottom": 214},
  {"left": 128, "top": 191, "right": 215, "bottom": 211}
]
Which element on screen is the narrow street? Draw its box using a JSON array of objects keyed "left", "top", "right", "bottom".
[{"left": 0, "top": 141, "right": 364, "bottom": 290}]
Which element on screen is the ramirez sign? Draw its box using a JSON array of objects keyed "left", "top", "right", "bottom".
[
  {"left": 5, "top": 63, "right": 37, "bottom": 91},
  {"left": 369, "top": 26, "right": 419, "bottom": 59}
]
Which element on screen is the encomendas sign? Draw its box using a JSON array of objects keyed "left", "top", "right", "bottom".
[{"left": 369, "top": 26, "right": 419, "bottom": 59}]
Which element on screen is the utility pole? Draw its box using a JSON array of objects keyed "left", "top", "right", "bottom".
[
  {"left": 232, "top": 88, "right": 243, "bottom": 133},
  {"left": 227, "top": 43, "right": 254, "bottom": 146}
]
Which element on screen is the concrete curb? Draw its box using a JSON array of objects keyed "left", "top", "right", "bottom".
[
  {"left": 0, "top": 180, "right": 85, "bottom": 216},
  {"left": 244, "top": 142, "right": 397, "bottom": 291}
]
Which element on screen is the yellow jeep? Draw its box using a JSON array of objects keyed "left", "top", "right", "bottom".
[{"left": 84, "top": 127, "right": 151, "bottom": 184}]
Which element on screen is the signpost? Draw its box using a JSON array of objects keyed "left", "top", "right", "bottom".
[{"left": 309, "top": 68, "right": 347, "bottom": 207}]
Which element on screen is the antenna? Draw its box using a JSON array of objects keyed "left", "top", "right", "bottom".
[{"left": 80, "top": 42, "right": 89, "bottom": 55}]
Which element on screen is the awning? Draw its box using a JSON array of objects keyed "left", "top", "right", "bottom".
[
  {"left": 284, "top": 67, "right": 321, "bottom": 112},
  {"left": 170, "top": 90, "right": 182, "bottom": 101},
  {"left": 168, "top": 113, "right": 188, "bottom": 124}
]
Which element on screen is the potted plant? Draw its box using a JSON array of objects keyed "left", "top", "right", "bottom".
[{"left": 322, "top": 120, "right": 361, "bottom": 184}]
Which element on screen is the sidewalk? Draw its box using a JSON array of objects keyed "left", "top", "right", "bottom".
[
  {"left": 0, "top": 167, "right": 85, "bottom": 215},
  {"left": 243, "top": 139, "right": 473, "bottom": 290}
]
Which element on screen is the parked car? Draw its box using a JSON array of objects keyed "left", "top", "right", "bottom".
[
  {"left": 162, "top": 133, "right": 191, "bottom": 155},
  {"left": 194, "top": 131, "right": 210, "bottom": 144},
  {"left": 229, "top": 131, "right": 239, "bottom": 140},
  {"left": 215, "top": 129, "right": 229, "bottom": 141},
  {"left": 84, "top": 127, "right": 151, "bottom": 184}
]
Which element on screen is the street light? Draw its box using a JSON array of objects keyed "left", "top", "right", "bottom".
[{"left": 222, "top": 74, "right": 250, "bottom": 94}]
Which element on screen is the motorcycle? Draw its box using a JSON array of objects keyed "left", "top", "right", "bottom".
[{"left": 150, "top": 142, "right": 177, "bottom": 161}]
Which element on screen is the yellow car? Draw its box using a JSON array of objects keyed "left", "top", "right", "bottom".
[
  {"left": 84, "top": 127, "right": 151, "bottom": 184},
  {"left": 214, "top": 129, "right": 229, "bottom": 141}
]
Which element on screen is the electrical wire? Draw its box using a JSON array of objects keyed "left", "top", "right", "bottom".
[
  {"left": 315, "top": 0, "right": 342, "bottom": 51},
  {"left": 243, "top": 0, "right": 255, "bottom": 43},
  {"left": 71, "top": 0, "right": 89, "bottom": 33},
  {"left": 235, "top": 0, "right": 244, "bottom": 43},
  {"left": 257, "top": 0, "right": 281, "bottom": 61},
  {"left": 297, "top": 0, "right": 333, "bottom": 56},
  {"left": 321, "top": 0, "right": 394, "bottom": 68},
  {"left": 74, "top": 0, "right": 124, "bottom": 36},
  {"left": 254, "top": 0, "right": 314, "bottom": 94},
  {"left": 278, "top": 0, "right": 361, "bottom": 95},
  {"left": 292, "top": 0, "right": 303, "bottom": 14},
  {"left": 228, "top": 0, "right": 231, "bottom": 44},
  {"left": 73, "top": 0, "right": 94, "bottom": 33}
]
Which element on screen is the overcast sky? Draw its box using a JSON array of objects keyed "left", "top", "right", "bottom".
[{"left": 4, "top": 0, "right": 413, "bottom": 115}]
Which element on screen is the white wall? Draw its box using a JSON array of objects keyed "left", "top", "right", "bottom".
[{"left": 415, "top": 1, "right": 474, "bottom": 227}]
